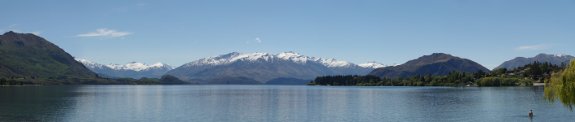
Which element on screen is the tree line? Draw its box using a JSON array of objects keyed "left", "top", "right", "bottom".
[{"left": 308, "top": 62, "right": 563, "bottom": 87}]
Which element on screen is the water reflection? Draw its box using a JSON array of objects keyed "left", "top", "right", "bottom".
[
  {"left": 1, "top": 85, "right": 574, "bottom": 122},
  {"left": 0, "top": 86, "right": 80, "bottom": 121},
  {"left": 65, "top": 85, "right": 173, "bottom": 122}
]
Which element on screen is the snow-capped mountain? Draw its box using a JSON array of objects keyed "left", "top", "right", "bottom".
[
  {"left": 106, "top": 62, "right": 169, "bottom": 71},
  {"left": 167, "top": 52, "right": 386, "bottom": 84},
  {"left": 183, "top": 51, "right": 377, "bottom": 68},
  {"left": 495, "top": 53, "right": 574, "bottom": 70},
  {"left": 358, "top": 62, "right": 387, "bottom": 69},
  {"left": 77, "top": 59, "right": 173, "bottom": 79}
]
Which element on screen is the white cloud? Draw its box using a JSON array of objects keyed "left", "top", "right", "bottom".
[
  {"left": 77, "top": 28, "right": 131, "bottom": 38},
  {"left": 515, "top": 44, "right": 548, "bottom": 51},
  {"left": 8, "top": 24, "right": 17, "bottom": 29},
  {"left": 255, "top": 37, "right": 262, "bottom": 43}
]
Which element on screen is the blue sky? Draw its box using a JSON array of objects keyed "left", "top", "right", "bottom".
[{"left": 1, "top": 0, "right": 574, "bottom": 69}]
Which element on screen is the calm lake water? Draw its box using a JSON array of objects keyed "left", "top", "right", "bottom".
[{"left": 0, "top": 85, "right": 573, "bottom": 122}]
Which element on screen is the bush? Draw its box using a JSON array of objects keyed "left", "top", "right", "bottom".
[{"left": 477, "top": 77, "right": 533, "bottom": 87}]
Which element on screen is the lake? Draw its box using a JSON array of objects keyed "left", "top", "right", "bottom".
[{"left": 0, "top": 85, "right": 573, "bottom": 122}]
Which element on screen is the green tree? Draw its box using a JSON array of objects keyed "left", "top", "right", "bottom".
[
  {"left": 545, "top": 60, "right": 575, "bottom": 110},
  {"left": 491, "top": 68, "right": 507, "bottom": 76}
]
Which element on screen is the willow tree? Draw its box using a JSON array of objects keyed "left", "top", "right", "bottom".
[{"left": 545, "top": 60, "right": 575, "bottom": 110}]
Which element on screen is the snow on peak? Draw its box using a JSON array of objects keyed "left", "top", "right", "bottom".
[
  {"left": 277, "top": 52, "right": 354, "bottom": 67},
  {"left": 231, "top": 52, "right": 273, "bottom": 62},
  {"left": 186, "top": 51, "right": 382, "bottom": 68},
  {"left": 554, "top": 53, "right": 568, "bottom": 57},
  {"left": 189, "top": 52, "right": 319, "bottom": 66},
  {"left": 190, "top": 52, "right": 274, "bottom": 66},
  {"left": 151, "top": 62, "right": 166, "bottom": 67},
  {"left": 277, "top": 51, "right": 301, "bottom": 58},
  {"left": 76, "top": 58, "right": 106, "bottom": 68},
  {"left": 320, "top": 58, "right": 352, "bottom": 68},
  {"left": 76, "top": 58, "right": 171, "bottom": 71},
  {"left": 76, "top": 58, "right": 93, "bottom": 64},
  {"left": 107, "top": 62, "right": 171, "bottom": 71},
  {"left": 535, "top": 53, "right": 573, "bottom": 58},
  {"left": 358, "top": 62, "right": 386, "bottom": 69},
  {"left": 277, "top": 51, "right": 316, "bottom": 64}
]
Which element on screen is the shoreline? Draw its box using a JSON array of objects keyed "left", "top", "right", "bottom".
[{"left": 533, "top": 83, "right": 546, "bottom": 86}]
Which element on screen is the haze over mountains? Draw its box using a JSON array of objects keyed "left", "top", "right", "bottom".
[
  {"left": 166, "top": 52, "right": 386, "bottom": 84},
  {"left": 495, "top": 53, "right": 574, "bottom": 70},
  {"left": 77, "top": 59, "right": 173, "bottom": 79}
]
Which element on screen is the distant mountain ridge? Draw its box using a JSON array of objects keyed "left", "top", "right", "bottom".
[
  {"left": 369, "top": 53, "right": 490, "bottom": 78},
  {"left": 167, "top": 52, "right": 386, "bottom": 84},
  {"left": 496, "top": 53, "right": 574, "bottom": 70},
  {"left": 0, "top": 31, "right": 98, "bottom": 84},
  {"left": 77, "top": 59, "right": 172, "bottom": 79}
]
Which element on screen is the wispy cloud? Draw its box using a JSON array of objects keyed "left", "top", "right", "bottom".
[
  {"left": 255, "top": 37, "right": 262, "bottom": 43},
  {"left": 77, "top": 28, "right": 131, "bottom": 38},
  {"left": 8, "top": 24, "right": 18, "bottom": 30},
  {"left": 246, "top": 37, "right": 263, "bottom": 44},
  {"left": 515, "top": 44, "right": 548, "bottom": 51}
]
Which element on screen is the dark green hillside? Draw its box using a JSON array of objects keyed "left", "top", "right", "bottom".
[
  {"left": 0, "top": 31, "right": 98, "bottom": 84},
  {"left": 369, "top": 53, "right": 490, "bottom": 78}
]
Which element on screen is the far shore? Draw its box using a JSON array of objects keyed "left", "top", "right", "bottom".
[{"left": 533, "top": 83, "right": 546, "bottom": 86}]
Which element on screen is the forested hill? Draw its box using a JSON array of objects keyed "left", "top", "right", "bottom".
[
  {"left": 0, "top": 31, "right": 102, "bottom": 84},
  {"left": 369, "top": 53, "right": 489, "bottom": 78},
  {"left": 310, "top": 62, "right": 561, "bottom": 86}
]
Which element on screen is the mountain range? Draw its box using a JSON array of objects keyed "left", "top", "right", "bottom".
[
  {"left": 166, "top": 52, "right": 386, "bottom": 84},
  {"left": 77, "top": 59, "right": 173, "bottom": 79},
  {"left": 495, "top": 53, "right": 574, "bottom": 70},
  {"left": 78, "top": 52, "right": 573, "bottom": 84},
  {"left": 3, "top": 31, "right": 575, "bottom": 85},
  {"left": 369, "top": 53, "right": 490, "bottom": 78}
]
